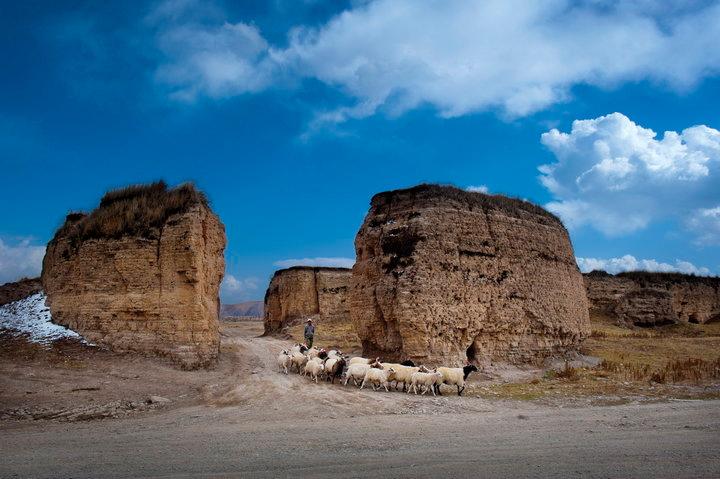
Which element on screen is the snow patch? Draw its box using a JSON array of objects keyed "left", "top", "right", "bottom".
[{"left": 0, "top": 292, "right": 90, "bottom": 345}]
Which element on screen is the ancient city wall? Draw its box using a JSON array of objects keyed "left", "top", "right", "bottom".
[
  {"left": 263, "top": 267, "right": 351, "bottom": 335},
  {"left": 42, "top": 182, "right": 226, "bottom": 369},
  {"left": 584, "top": 271, "right": 720, "bottom": 326},
  {"left": 351, "top": 184, "right": 590, "bottom": 366}
]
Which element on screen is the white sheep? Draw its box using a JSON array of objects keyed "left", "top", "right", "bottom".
[
  {"left": 290, "top": 343, "right": 308, "bottom": 355},
  {"left": 348, "top": 356, "right": 380, "bottom": 366},
  {"left": 378, "top": 363, "right": 426, "bottom": 391},
  {"left": 343, "top": 363, "right": 373, "bottom": 386},
  {"left": 408, "top": 369, "right": 444, "bottom": 396},
  {"left": 304, "top": 357, "right": 325, "bottom": 382},
  {"left": 435, "top": 365, "right": 479, "bottom": 396},
  {"left": 277, "top": 350, "right": 291, "bottom": 375},
  {"left": 290, "top": 351, "right": 308, "bottom": 373},
  {"left": 360, "top": 367, "right": 396, "bottom": 392},
  {"left": 327, "top": 349, "right": 343, "bottom": 359},
  {"left": 323, "top": 356, "right": 347, "bottom": 384},
  {"left": 303, "top": 356, "right": 323, "bottom": 376},
  {"left": 307, "top": 347, "right": 327, "bottom": 360}
]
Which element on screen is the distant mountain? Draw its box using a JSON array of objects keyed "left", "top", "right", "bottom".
[{"left": 221, "top": 301, "right": 263, "bottom": 318}]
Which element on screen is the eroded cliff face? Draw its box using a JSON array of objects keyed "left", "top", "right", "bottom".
[
  {"left": 584, "top": 271, "right": 720, "bottom": 326},
  {"left": 263, "top": 267, "right": 351, "bottom": 335},
  {"left": 42, "top": 184, "right": 226, "bottom": 369},
  {"left": 351, "top": 184, "right": 590, "bottom": 366}
]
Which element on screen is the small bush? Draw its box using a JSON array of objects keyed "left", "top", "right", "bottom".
[{"left": 556, "top": 361, "right": 580, "bottom": 381}]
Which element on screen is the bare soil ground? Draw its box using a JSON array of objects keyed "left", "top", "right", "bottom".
[{"left": 2, "top": 320, "right": 720, "bottom": 478}]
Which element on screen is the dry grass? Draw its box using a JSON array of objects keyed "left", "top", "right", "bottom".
[
  {"left": 372, "top": 183, "right": 561, "bottom": 226},
  {"left": 55, "top": 181, "right": 208, "bottom": 247},
  {"left": 468, "top": 311, "right": 720, "bottom": 402}
]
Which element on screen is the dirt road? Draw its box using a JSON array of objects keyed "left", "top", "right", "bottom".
[
  {"left": 2, "top": 322, "right": 720, "bottom": 478},
  {"left": 2, "top": 399, "right": 719, "bottom": 478}
]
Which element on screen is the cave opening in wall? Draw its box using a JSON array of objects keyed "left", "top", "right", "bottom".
[
  {"left": 689, "top": 314, "right": 699, "bottom": 324},
  {"left": 466, "top": 340, "right": 479, "bottom": 363}
]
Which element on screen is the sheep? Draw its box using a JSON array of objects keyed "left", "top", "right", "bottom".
[
  {"left": 290, "top": 351, "right": 308, "bottom": 373},
  {"left": 290, "top": 343, "right": 308, "bottom": 354},
  {"left": 377, "top": 363, "right": 420, "bottom": 392},
  {"left": 324, "top": 356, "right": 347, "bottom": 384},
  {"left": 435, "top": 365, "right": 479, "bottom": 396},
  {"left": 343, "top": 363, "right": 373, "bottom": 386},
  {"left": 303, "top": 357, "right": 324, "bottom": 376},
  {"left": 277, "top": 350, "right": 291, "bottom": 374},
  {"left": 360, "top": 367, "right": 396, "bottom": 392},
  {"left": 327, "top": 349, "right": 343, "bottom": 359},
  {"left": 304, "top": 357, "right": 325, "bottom": 383},
  {"left": 348, "top": 356, "right": 380, "bottom": 366},
  {"left": 408, "top": 369, "right": 444, "bottom": 396},
  {"left": 307, "top": 347, "right": 327, "bottom": 360}
]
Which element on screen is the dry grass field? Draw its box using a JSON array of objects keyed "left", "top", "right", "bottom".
[{"left": 284, "top": 312, "right": 720, "bottom": 404}]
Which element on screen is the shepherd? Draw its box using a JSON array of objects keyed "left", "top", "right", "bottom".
[{"left": 304, "top": 318, "right": 315, "bottom": 348}]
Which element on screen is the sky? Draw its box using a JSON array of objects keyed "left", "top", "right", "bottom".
[{"left": 1, "top": 0, "right": 719, "bottom": 304}]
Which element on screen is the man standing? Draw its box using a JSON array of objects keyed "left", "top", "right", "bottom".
[{"left": 304, "top": 319, "right": 315, "bottom": 348}]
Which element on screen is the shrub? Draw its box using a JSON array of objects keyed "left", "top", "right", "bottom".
[{"left": 54, "top": 181, "right": 208, "bottom": 248}]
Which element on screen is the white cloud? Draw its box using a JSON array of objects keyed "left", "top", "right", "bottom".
[
  {"left": 149, "top": 2, "right": 277, "bottom": 103},
  {"left": 149, "top": 0, "right": 720, "bottom": 129},
  {"left": 0, "top": 238, "right": 46, "bottom": 285},
  {"left": 466, "top": 185, "right": 489, "bottom": 194},
  {"left": 684, "top": 206, "right": 720, "bottom": 246},
  {"left": 577, "top": 255, "right": 711, "bottom": 276},
  {"left": 274, "top": 257, "right": 355, "bottom": 269},
  {"left": 539, "top": 113, "right": 720, "bottom": 239},
  {"left": 220, "top": 274, "right": 261, "bottom": 303}
]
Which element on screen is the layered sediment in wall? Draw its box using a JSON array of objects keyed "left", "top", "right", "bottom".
[
  {"left": 584, "top": 271, "right": 720, "bottom": 326},
  {"left": 263, "top": 267, "right": 351, "bottom": 335},
  {"left": 42, "top": 182, "right": 226, "bottom": 369},
  {"left": 351, "top": 184, "right": 590, "bottom": 366}
]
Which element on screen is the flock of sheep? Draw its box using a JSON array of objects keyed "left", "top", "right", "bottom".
[{"left": 277, "top": 344, "right": 478, "bottom": 396}]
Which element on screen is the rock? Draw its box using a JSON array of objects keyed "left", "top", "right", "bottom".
[
  {"left": 351, "top": 184, "right": 589, "bottom": 366},
  {"left": 584, "top": 271, "right": 720, "bottom": 326},
  {"left": 0, "top": 277, "right": 42, "bottom": 307},
  {"left": 42, "top": 182, "right": 226, "bottom": 369},
  {"left": 148, "top": 396, "right": 170, "bottom": 404},
  {"left": 263, "top": 266, "right": 351, "bottom": 335}
]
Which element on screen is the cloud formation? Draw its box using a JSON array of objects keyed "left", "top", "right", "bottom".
[
  {"left": 466, "top": 185, "right": 489, "bottom": 194},
  {"left": 149, "top": 0, "right": 720, "bottom": 127},
  {"left": 274, "top": 257, "right": 355, "bottom": 269},
  {"left": 0, "top": 239, "right": 45, "bottom": 285},
  {"left": 576, "top": 255, "right": 711, "bottom": 276},
  {"left": 539, "top": 113, "right": 720, "bottom": 240},
  {"left": 220, "top": 274, "right": 261, "bottom": 303}
]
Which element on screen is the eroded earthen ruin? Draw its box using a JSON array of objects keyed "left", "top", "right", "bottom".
[
  {"left": 584, "top": 271, "right": 720, "bottom": 327},
  {"left": 264, "top": 267, "right": 351, "bottom": 335},
  {"left": 351, "top": 184, "right": 590, "bottom": 366},
  {"left": 42, "top": 182, "right": 226, "bottom": 369}
]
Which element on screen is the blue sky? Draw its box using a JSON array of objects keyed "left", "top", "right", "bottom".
[{"left": 1, "top": 0, "right": 719, "bottom": 303}]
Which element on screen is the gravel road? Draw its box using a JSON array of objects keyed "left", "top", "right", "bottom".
[{"left": 2, "top": 399, "right": 719, "bottom": 478}]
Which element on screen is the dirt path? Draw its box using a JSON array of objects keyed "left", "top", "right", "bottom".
[
  {"left": 2, "top": 399, "right": 719, "bottom": 478},
  {"left": 2, "top": 323, "right": 720, "bottom": 477}
]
